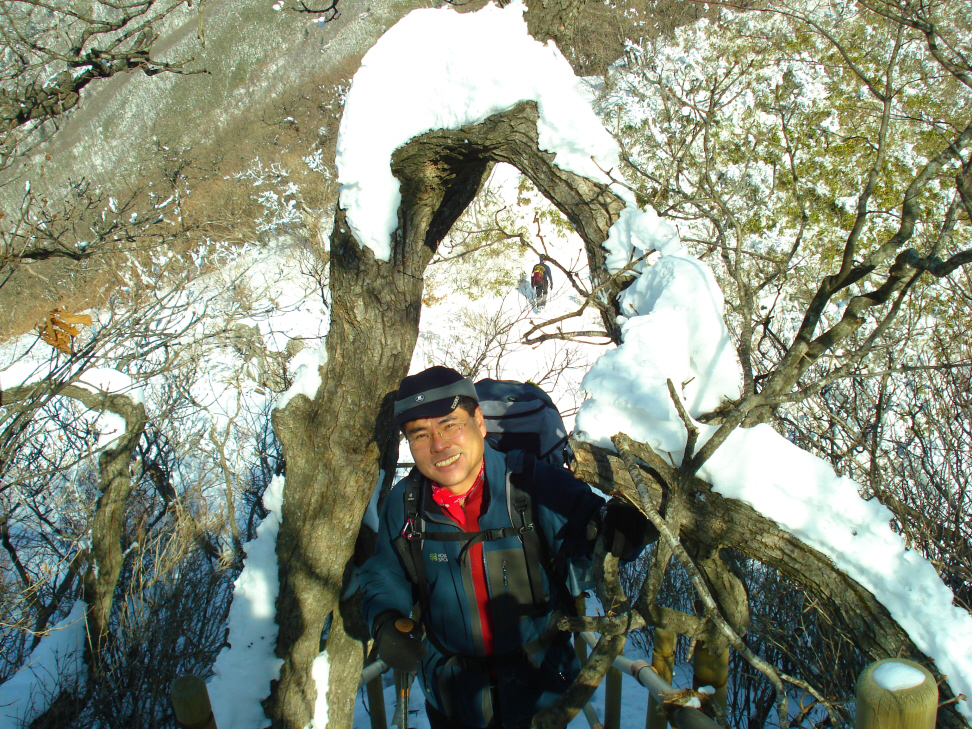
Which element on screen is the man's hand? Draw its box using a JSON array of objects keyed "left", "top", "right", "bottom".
[
  {"left": 601, "top": 499, "right": 656, "bottom": 560},
  {"left": 373, "top": 611, "right": 427, "bottom": 673}
]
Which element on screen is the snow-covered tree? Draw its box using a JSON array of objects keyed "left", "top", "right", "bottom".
[{"left": 263, "top": 1, "right": 972, "bottom": 727}]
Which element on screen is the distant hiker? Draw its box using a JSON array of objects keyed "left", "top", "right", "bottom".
[
  {"left": 530, "top": 258, "right": 553, "bottom": 309},
  {"left": 360, "top": 366, "right": 653, "bottom": 729}
]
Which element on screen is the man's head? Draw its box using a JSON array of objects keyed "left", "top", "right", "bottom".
[{"left": 395, "top": 366, "right": 487, "bottom": 495}]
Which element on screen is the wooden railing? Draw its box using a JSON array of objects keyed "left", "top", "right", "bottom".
[{"left": 171, "top": 648, "right": 939, "bottom": 729}]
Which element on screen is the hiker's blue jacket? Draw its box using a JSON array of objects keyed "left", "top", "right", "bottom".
[{"left": 359, "top": 444, "right": 605, "bottom": 728}]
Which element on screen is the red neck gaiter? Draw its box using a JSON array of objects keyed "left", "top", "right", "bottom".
[{"left": 431, "top": 460, "right": 494, "bottom": 654}]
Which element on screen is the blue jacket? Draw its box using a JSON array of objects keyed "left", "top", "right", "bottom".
[{"left": 360, "top": 444, "right": 604, "bottom": 728}]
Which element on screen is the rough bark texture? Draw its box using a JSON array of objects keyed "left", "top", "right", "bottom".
[
  {"left": 571, "top": 440, "right": 967, "bottom": 729},
  {"left": 520, "top": 0, "right": 585, "bottom": 54},
  {"left": 268, "top": 100, "right": 629, "bottom": 729},
  {"left": 268, "top": 137, "right": 491, "bottom": 728},
  {"left": 67, "top": 387, "right": 147, "bottom": 657}
]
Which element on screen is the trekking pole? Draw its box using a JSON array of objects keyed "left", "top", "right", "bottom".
[{"left": 393, "top": 618, "right": 416, "bottom": 729}]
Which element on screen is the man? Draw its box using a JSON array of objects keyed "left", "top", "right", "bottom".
[
  {"left": 360, "top": 366, "right": 651, "bottom": 729},
  {"left": 530, "top": 259, "right": 553, "bottom": 309}
]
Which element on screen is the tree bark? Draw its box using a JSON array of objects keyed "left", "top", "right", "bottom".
[
  {"left": 268, "top": 137, "right": 491, "bottom": 729},
  {"left": 521, "top": 0, "right": 586, "bottom": 55},
  {"left": 3, "top": 384, "right": 147, "bottom": 658}
]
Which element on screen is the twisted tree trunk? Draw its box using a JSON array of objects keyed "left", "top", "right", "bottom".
[
  {"left": 268, "top": 136, "right": 491, "bottom": 729},
  {"left": 268, "top": 97, "right": 628, "bottom": 728},
  {"left": 3, "top": 383, "right": 147, "bottom": 725}
]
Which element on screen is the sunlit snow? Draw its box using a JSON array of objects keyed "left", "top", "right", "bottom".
[
  {"left": 872, "top": 661, "right": 927, "bottom": 692},
  {"left": 0, "top": 601, "right": 87, "bottom": 729},
  {"left": 335, "top": 0, "right": 627, "bottom": 261},
  {"left": 209, "top": 475, "right": 286, "bottom": 728},
  {"left": 275, "top": 343, "right": 329, "bottom": 411}
]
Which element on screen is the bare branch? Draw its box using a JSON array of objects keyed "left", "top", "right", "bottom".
[{"left": 666, "top": 378, "right": 699, "bottom": 465}]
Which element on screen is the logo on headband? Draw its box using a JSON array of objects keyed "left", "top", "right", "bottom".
[
  {"left": 415, "top": 394, "right": 426, "bottom": 403},
  {"left": 451, "top": 396, "right": 459, "bottom": 409}
]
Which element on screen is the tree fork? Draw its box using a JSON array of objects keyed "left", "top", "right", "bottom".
[{"left": 269, "top": 141, "right": 490, "bottom": 728}]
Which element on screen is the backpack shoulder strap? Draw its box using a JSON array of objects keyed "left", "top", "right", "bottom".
[
  {"left": 508, "top": 453, "right": 574, "bottom": 613},
  {"left": 392, "top": 473, "right": 424, "bottom": 585},
  {"left": 395, "top": 475, "right": 455, "bottom": 654}
]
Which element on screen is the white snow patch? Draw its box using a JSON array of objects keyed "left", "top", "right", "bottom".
[
  {"left": 275, "top": 343, "right": 328, "bottom": 410},
  {"left": 311, "top": 650, "right": 330, "bottom": 728},
  {"left": 336, "top": 1, "right": 626, "bottom": 261},
  {"left": 602, "top": 206, "right": 681, "bottom": 273},
  {"left": 209, "top": 475, "right": 286, "bottom": 729},
  {"left": 872, "top": 661, "right": 927, "bottom": 692},
  {"left": 0, "top": 361, "right": 54, "bottom": 390},
  {"left": 0, "top": 601, "right": 87, "bottom": 729}
]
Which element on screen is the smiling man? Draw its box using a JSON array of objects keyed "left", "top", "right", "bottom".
[{"left": 359, "top": 366, "right": 651, "bottom": 729}]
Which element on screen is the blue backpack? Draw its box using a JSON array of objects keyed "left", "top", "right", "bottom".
[{"left": 474, "top": 379, "right": 570, "bottom": 467}]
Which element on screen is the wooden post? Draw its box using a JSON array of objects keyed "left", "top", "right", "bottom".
[
  {"left": 692, "top": 642, "right": 728, "bottom": 724},
  {"left": 171, "top": 675, "right": 218, "bottom": 729},
  {"left": 366, "top": 664, "right": 387, "bottom": 729},
  {"left": 605, "top": 663, "right": 623, "bottom": 729},
  {"left": 856, "top": 659, "right": 936, "bottom": 729},
  {"left": 646, "top": 628, "right": 676, "bottom": 729},
  {"left": 393, "top": 670, "right": 403, "bottom": 728}
]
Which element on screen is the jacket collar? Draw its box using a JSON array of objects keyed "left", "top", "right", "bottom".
[{"left": 480, "top": 444, "right": 510, "bottom": 528}]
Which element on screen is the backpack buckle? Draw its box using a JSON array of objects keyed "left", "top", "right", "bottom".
[{"left": 403, "top": 518, "right": 419, "bottom": 539}]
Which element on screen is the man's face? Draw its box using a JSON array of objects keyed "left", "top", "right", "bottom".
[{"left": 404, "top": 406, "right": 488, "bottom": 495}]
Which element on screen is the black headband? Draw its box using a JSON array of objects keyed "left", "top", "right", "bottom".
[{"left": 393, "top": 377, "right": 478, "bottom": 425}]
